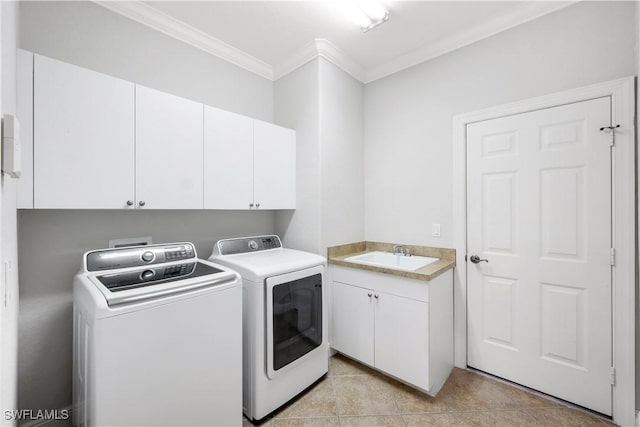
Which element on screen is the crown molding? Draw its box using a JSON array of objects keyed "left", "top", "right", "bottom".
[
  {"left": 364, "top": 1, "right": 575, "bottom": 83},
  {"left": 93, "top": 1, "right": 273, "bottom": 80},
  {"left": 93, "top": 0, "right": 576, "bottom": 85},
  {"left": 273, "top": 39, "right": 366, "bottom": 82}
]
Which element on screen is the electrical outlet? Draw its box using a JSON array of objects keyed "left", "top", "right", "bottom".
[{"left": 432, "top": 224, "right": 441, "bottom": 238}]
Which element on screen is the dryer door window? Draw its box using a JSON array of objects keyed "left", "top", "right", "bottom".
[{"left": 271, "top": 273, "right": 323, "bottom": 371}]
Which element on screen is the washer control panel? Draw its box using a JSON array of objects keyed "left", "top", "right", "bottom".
[
  {"left": 217, "top": 235, "right": 282, "bottom": 255},
  {"left": 86, "top": 243, "right": 196, "bottom": 271}
]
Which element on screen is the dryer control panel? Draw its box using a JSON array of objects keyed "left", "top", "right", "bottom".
[{"left": 217, "top": 235, "right": 282, "bottom": 255}]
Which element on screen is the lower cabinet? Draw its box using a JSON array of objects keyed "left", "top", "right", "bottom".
[{"left": 331, "top": 266, "right": 453, "bottom": 395}]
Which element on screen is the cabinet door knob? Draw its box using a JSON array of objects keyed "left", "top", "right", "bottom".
[
  {"left": 249, "top": 203, "right": 254, "bottom": 208},
  {"left": 139, "top": 200, "right": 146, "bottom": 207},
  {"left": 256, "top": 203, "right": 261, "bottom": 208},
  {"left": 374, "top": 294, "right": 379, "bottom": 299},
  {"left": 367, "top": 293, "right": 372, "bottom": 298},
  {"left": 126, "top": 200, "right": 134, "bottom": 206}
]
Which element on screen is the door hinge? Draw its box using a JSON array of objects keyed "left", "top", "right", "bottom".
[
  {"left": 610, "top": 248, "right": 615, "bottom": 266},
  {"left": 464, "top": 254, "right": 467, "bottom": 262},
  {"left": 600, "top": 124, "right": 620, "bottom": 147},
  {"left": 610, "top": 367, "right": 616, "bottom": 385}
]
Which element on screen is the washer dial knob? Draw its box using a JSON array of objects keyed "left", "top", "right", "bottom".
[
  {"left": 248, "top": 240, "right": 259, "bottom": 250},
  {"left": 140, "top": 269, "right": 155, "bottom": 280},
  {"left": 141, "top": 251, "right": 155, "bottom": 262}
]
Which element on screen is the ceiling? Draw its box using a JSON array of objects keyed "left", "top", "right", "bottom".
[{"left": 96, "top": 1, "right": 574, "bottom": 83}]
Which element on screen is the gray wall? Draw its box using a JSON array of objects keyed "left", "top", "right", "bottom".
[
  {"left": 274, "top": 58, "right": 365, "bottom": 256},
  {"left": 18, "top": 210, "right": 274, "bottom": 412},
  {"left": 17, "top": 1, "right": 276, "bottom": 413},
  {"left": 364, "top": 1, "right": 637, "bottom": 248},
  {"left": 1, "top": 0, "right": 20, "bottom": 418},
  {"left": 19, "top": 1, "right": 273, "bottom": 122},
  {"left": 275, "top": 60, "right": 322, "bottom": 254},
  {"left": 318, "top": 59, "right": 365, "bottom": 252}
]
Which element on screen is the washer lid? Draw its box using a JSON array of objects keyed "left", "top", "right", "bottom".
[
  {"left": 90, "top": 260, "right": 238, "bottom": 306},
  {"left": 209, "top": 248, "right": 325, "bottom": 282}
]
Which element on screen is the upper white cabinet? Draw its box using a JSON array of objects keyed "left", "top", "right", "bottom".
[
  {"left": 203, "top": 109, "right": 296, "bottom": 210},
  {"left": 254, "top": 120, "right": 296, "bottom": 209},
  {"left": 33, "top": 55, "right": 135, "bottom": 209},
  {"left": 203, "top": 106, "right": 254, "bottom": 209},
  {"left": 135, "top": 86, "right": 203, "bottom": 209},
  {"left": 19, "top": 51, "right": 296, "bottom": 210},
  {"left": 17, "top": 49, "right": 33, "bottom": 209}
]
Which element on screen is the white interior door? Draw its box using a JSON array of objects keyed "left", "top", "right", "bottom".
[{"left": 466, "top": 97, "right": 612, "bottom": 415}]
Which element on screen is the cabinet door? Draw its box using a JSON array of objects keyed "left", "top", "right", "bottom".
[
  {"left": 375, "top": 292, "right": 429, "bottom": 390},
  {"left": 332, "top": 281, "right": 374, "bottom": 366},
  {"left": 203, "top": 106, "right": 254, "bottom": 209},
  {"left": 33, "top": 55, "right": 135, "bottom": 209},
  {"left": 253, "top": 120, "right": 295, "bottom": 209},
  {"left": 17, "top": 49, "right": 33, "bottom": 209},
  {"left": 136, "top": 86, "right": 203, "bottom": 209}
]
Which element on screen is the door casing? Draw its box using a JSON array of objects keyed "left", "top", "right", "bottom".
[{"left": 452, "top": 77, "right": 636, "bottom": 426}]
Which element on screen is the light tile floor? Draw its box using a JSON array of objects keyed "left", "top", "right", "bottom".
[{"left": 243, "top": 354, "right": 615, "bottom": 427}]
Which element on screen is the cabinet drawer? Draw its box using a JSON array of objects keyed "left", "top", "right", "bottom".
[{"left": 331, "top": 265, "right": 429, "bottom": 302}]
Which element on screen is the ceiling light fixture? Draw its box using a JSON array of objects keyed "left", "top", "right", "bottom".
[{"left": 342, "top": 1, "right": 390, "bottom": 33}]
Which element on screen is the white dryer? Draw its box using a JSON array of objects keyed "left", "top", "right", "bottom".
[
  {"left": 209, "top": 235, "right": 328, "bottom": 422},
  {"left": 73, "top": 242, "right": 242, "bottom": 426}
]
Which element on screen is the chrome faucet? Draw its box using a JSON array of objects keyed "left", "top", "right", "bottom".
[{"left": 393, "top": 244, "right": 412, "bottom": 257}]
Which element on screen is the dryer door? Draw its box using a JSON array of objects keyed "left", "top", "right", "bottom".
[{"left": 265, "top": 265, "right": 325, "bottom": 379}]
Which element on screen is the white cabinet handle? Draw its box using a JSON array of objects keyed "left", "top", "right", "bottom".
[
  {"left": 126, "top": 200, "right": 133, "bottom": 206},
  {"left": 256, "top": 203, "right": 261, "bottom": 208},
  {"left": 139, "top": 201, "right": 146, "bottom": 207},
  {"left": 367, "top": 293, "right": 372, "bottom": 298},
  {"left": 374, "top": 294, "right": 379, "bottom": 299},
  {"left": 249, "top": 203, "right": 254, "bottom": 208}
]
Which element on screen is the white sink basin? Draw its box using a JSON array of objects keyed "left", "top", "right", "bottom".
[{"left": 344, "top": 251, "right": 439, "bottom": 272}]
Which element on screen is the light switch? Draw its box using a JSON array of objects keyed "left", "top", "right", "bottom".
[{"left": 432, "top": 224, "right": 441, "bottom": 238}]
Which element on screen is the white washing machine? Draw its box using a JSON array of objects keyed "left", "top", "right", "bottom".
[
  {"left": 209, "top": 235, "right": 328, "bottom": 422},
  {"left": 73, "top": 242, "right": 242, "bottom": 427}
]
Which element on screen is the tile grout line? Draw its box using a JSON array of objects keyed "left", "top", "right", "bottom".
[{"left": 329, "top": 365, "right": 342, "bottom": 424}]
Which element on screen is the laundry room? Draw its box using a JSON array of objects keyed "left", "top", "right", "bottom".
[{"left": 0, "top": 1, "right": 638, "bottom": 426}]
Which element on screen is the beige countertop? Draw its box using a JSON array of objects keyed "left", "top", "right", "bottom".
[{"left": 327, "top": 241, "right": 455, "bottom": 281}]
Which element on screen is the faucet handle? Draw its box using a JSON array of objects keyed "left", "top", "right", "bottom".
[{"left": 404, "top": 248, "right": 411, "bottom": 256}]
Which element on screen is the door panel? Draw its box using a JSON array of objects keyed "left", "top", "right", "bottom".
[
  {"left": 203, "top": 106, "right": 254, "bottom": 209},
  {"left": 135, "top": 86, "right": 203, "bottom": 209},
  {"left": 374, "top": 292, "right": 429, "bottom": 390},
  {"left": 467, "top": 97, "right": 612, "bottom": 415},
  {"left": 34, "top": 55, "right": 135, "bottom": 209},
  {"left": 331, "top": 281, "right": 374, "bottom": 366},
  {"left": 253, "top": 120, "right": 296, "bottom": 209}
]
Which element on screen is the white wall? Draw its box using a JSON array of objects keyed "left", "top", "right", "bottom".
[
  {"left": 17, "top": 0, "right": 276, "bottom": 414},
  {"left": 274, "top": 58, "right": 365, "bottom": 255},
  {"left": 19, "top": 1, "right": 273, "bottom": 122},
  {"left": 275, "top": 60, "right": 322, "bottom": 254},
  {"left": 636, "top": 0, "right": 640, "bottom": 416},
  {"left": 364, "top": 1, "right": 637, "bottom": 248},
  {"left": 318, "top": 59, "right": 364, "bottom": 251},
  {"left": 18, "top": 210, "right": 274, "bottom": 413},
  {"left": 1, "top": 1, "right": 19, "bottom": 422}
]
